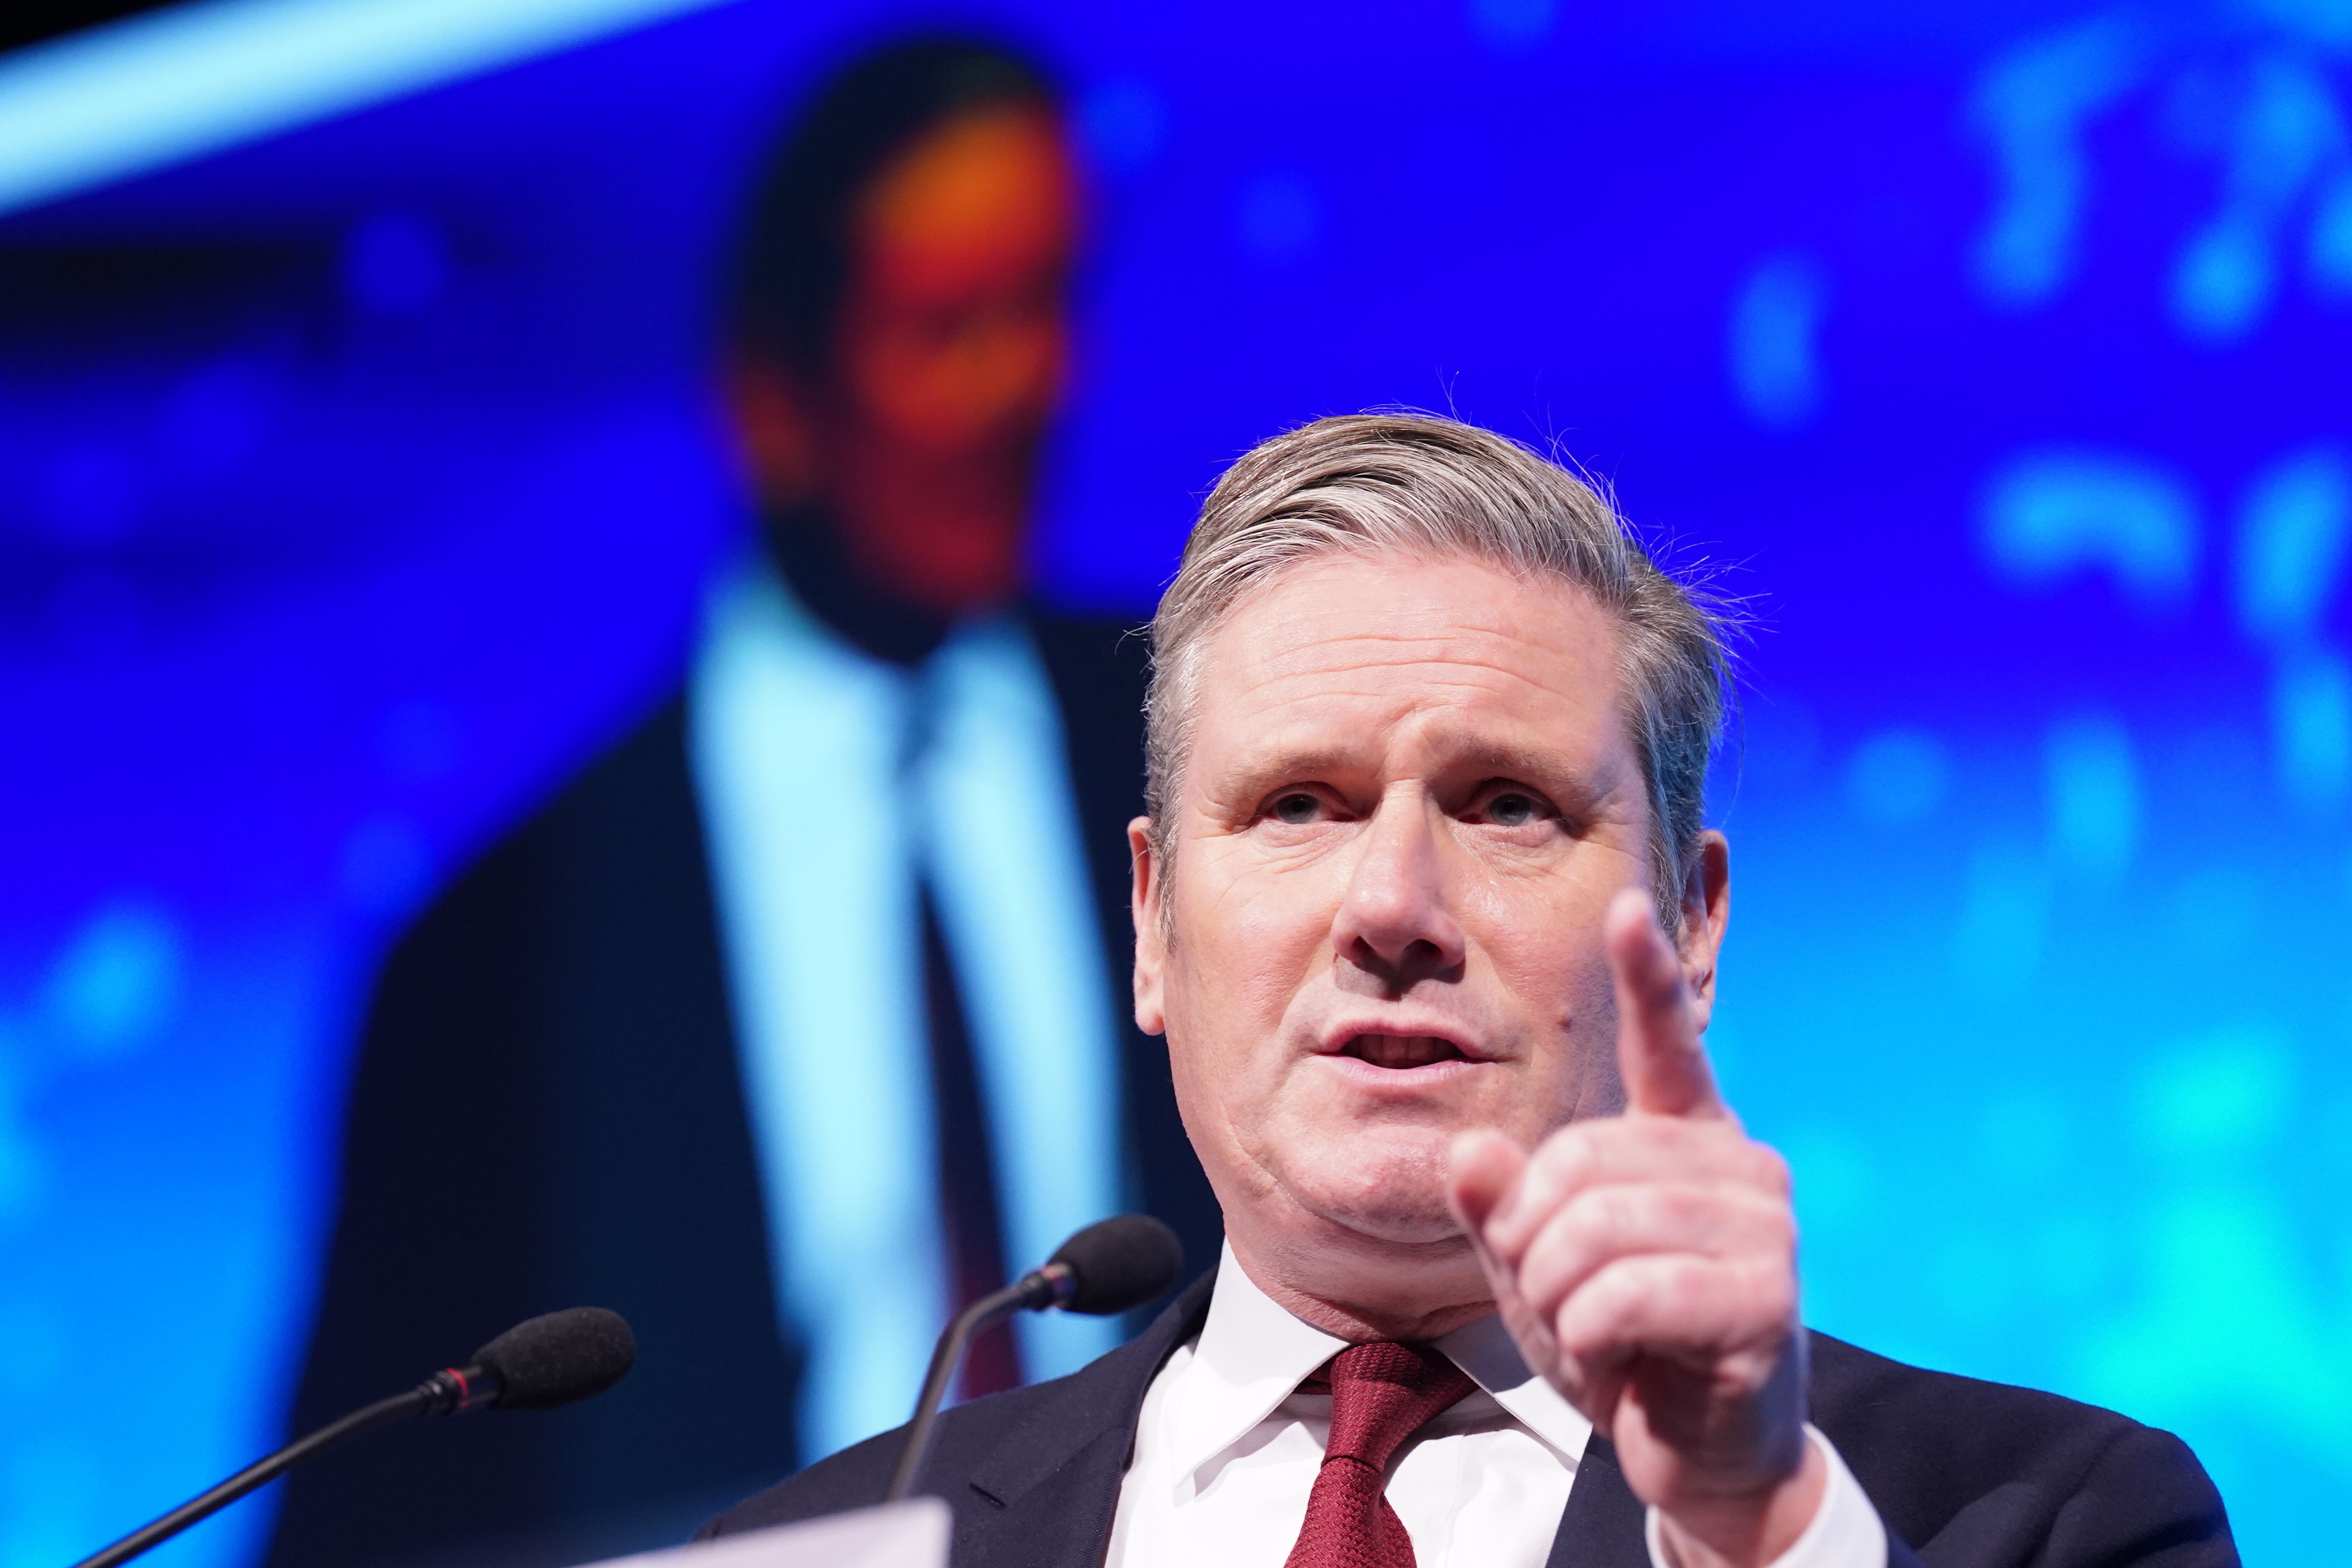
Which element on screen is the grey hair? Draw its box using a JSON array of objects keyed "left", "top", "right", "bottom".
[{"left": 1143, "top": 410, "right": 1734, "bottom": 931}]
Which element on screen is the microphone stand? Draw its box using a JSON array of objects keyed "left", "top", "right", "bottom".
[
  {"left": 883, "top": 1265, "right": 1072, "bottom": 1502},
  {"left": 70, "top": 1368, "right": 497, "bottom": 1568}
]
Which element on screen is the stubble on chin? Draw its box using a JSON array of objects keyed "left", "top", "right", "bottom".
[{"left": 1269, "top": 1122, "right": 1464, "bottom": 1246}]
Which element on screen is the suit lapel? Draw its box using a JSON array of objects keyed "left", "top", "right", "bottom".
[
  {"left": 1547, "top": 1432, "right": 1651, "bottom": 1567},
  {"left": 951, "top": 1271, "right": 1216, "bottom": 1568},
  {"left": 960, "top": 1418, "right": 1140, "bottom": 1568}
]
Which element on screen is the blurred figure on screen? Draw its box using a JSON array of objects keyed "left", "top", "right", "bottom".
[{"left": 266, "top": 37, "right": 1216, "bottom": 1568}]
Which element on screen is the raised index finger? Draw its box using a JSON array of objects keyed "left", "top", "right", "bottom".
[{"left": 1605, "top": 885, "right": 1725, "bottom": 1120}]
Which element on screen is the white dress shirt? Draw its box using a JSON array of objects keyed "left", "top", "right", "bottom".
[
  {"left": 688, "top": 563, "right": 1126, "bottom": 1459},
  {"left": 1106, "top": 1243, "right": 1888, "bottom": 1568}
]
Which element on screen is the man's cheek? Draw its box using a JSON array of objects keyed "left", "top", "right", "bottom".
[
  {"left": 1163, "top": 968, "right": 1267, "bottom": 1114},
  {"left": 1185, "top": 887, "right": 1326, "bottom": 1027},
  {"left": 1213, "top": 852, "right": 1339, "bottom": 935}
]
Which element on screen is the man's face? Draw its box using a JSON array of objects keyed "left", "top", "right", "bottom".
[
  {"left": 826, "top": 105, "right": 1077, "bottom": 611},
  {"left": 835, "top": 103, "right": 1077, "bottom": 467},
  {"left": 732, "top": 103, "right": 1079, "bottom": 615},
  {"left": 1132, "top": 551, "right": 1694, "bottom": 1311}
]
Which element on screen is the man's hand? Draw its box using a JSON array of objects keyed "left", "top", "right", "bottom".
[{"left": 1448, "top": 887, "right": 1823, "bottom": 1568}]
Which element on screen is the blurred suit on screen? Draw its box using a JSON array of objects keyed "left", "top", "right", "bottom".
[{"left": 265, "top": 39, "right": 1217, "bottom": 1568}]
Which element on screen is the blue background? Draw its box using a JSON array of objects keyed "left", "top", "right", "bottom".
[{"left": 3, "top": 0, "right": 2347, "bottom": 1562}]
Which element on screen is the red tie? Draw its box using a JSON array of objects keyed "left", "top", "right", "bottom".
[{"left": 1282, "top": 1342, "right": 1477, "bottom": 1568}]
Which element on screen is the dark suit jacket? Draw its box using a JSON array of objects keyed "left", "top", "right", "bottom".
[
  {"left": 707, "top": 1267, "right": 2236, "bottom": 1568},
  {"left": 265, "top": 610, "right": 1222, "bottom": 1568}
]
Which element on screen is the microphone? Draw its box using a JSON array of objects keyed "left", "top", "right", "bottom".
[
  {"left": 462, "top": 1305, "right": 637, "bottom": 1410},
  {"left": 884, "top": 1215, "right": 1182, "bottom": 1502},
  {"left": 71, "top": 1308, "right": 636, "bottom": 1568}
]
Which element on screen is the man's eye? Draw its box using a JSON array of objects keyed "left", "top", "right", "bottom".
[
  {"left": 1271, "top": 792, "right": 1321, "bottom": 825},
  {"left": 1488, "top": 792, "right": 1540, "bottom": 827}
]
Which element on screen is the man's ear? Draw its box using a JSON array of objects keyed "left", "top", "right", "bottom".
[
  {"left": 724, "top": 353, "right": 820, "bottom": 505},
  {"left": 1129, "top": 816, "right": 1168, "bottom": 1037},
  {"left": 1676, "top": 830, "right": 1731, "bottom": 1033}
]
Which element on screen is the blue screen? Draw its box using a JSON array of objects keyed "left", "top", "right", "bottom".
[{"left": 1, "top": 1, "right": 2346, "bottom": 1563}]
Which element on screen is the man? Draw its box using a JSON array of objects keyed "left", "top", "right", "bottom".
[
  {"left": 266, "top": 39, "right": 1217, "bottom": 1568},
  {"left": 706, "top": 413, "right": 2235, "bottom": 1566}
]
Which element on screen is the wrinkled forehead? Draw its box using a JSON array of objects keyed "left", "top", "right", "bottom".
[{"left": 1185, "top": 549, "right": 1635, "bottom": 785}]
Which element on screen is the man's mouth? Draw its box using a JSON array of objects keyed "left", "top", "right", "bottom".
[{"left": 1341, "top": 1033, "right": 1470, "bottom": 1069}]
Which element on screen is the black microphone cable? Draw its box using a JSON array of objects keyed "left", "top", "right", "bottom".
[{"left": 69, "top": 1307, "right": 635, "bottom": 1568}]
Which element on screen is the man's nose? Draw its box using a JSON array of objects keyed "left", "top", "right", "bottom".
[{"left": 1330, "top": 793, "right": 1467, "bottom": 986}]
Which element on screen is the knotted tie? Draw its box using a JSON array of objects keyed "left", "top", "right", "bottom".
[{"left": 1282, "top": 1342, "right": 1477, "bottom": 1568}]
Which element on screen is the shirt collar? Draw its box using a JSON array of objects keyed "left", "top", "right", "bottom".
[
  {"left": 1170, "top": 1242, "right": 1594, "bottom": 1486},
  {"left": 1431, "top": 1309, "right": 1593, "bottom": 1464}
]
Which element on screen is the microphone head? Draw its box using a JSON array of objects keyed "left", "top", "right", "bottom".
[
  {"left": 469, "top": 1308, "right": 635, "bottom": 1411},
  {"left": 1047, "top": 1215, "right": 1184, "bottom": 1316}
]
